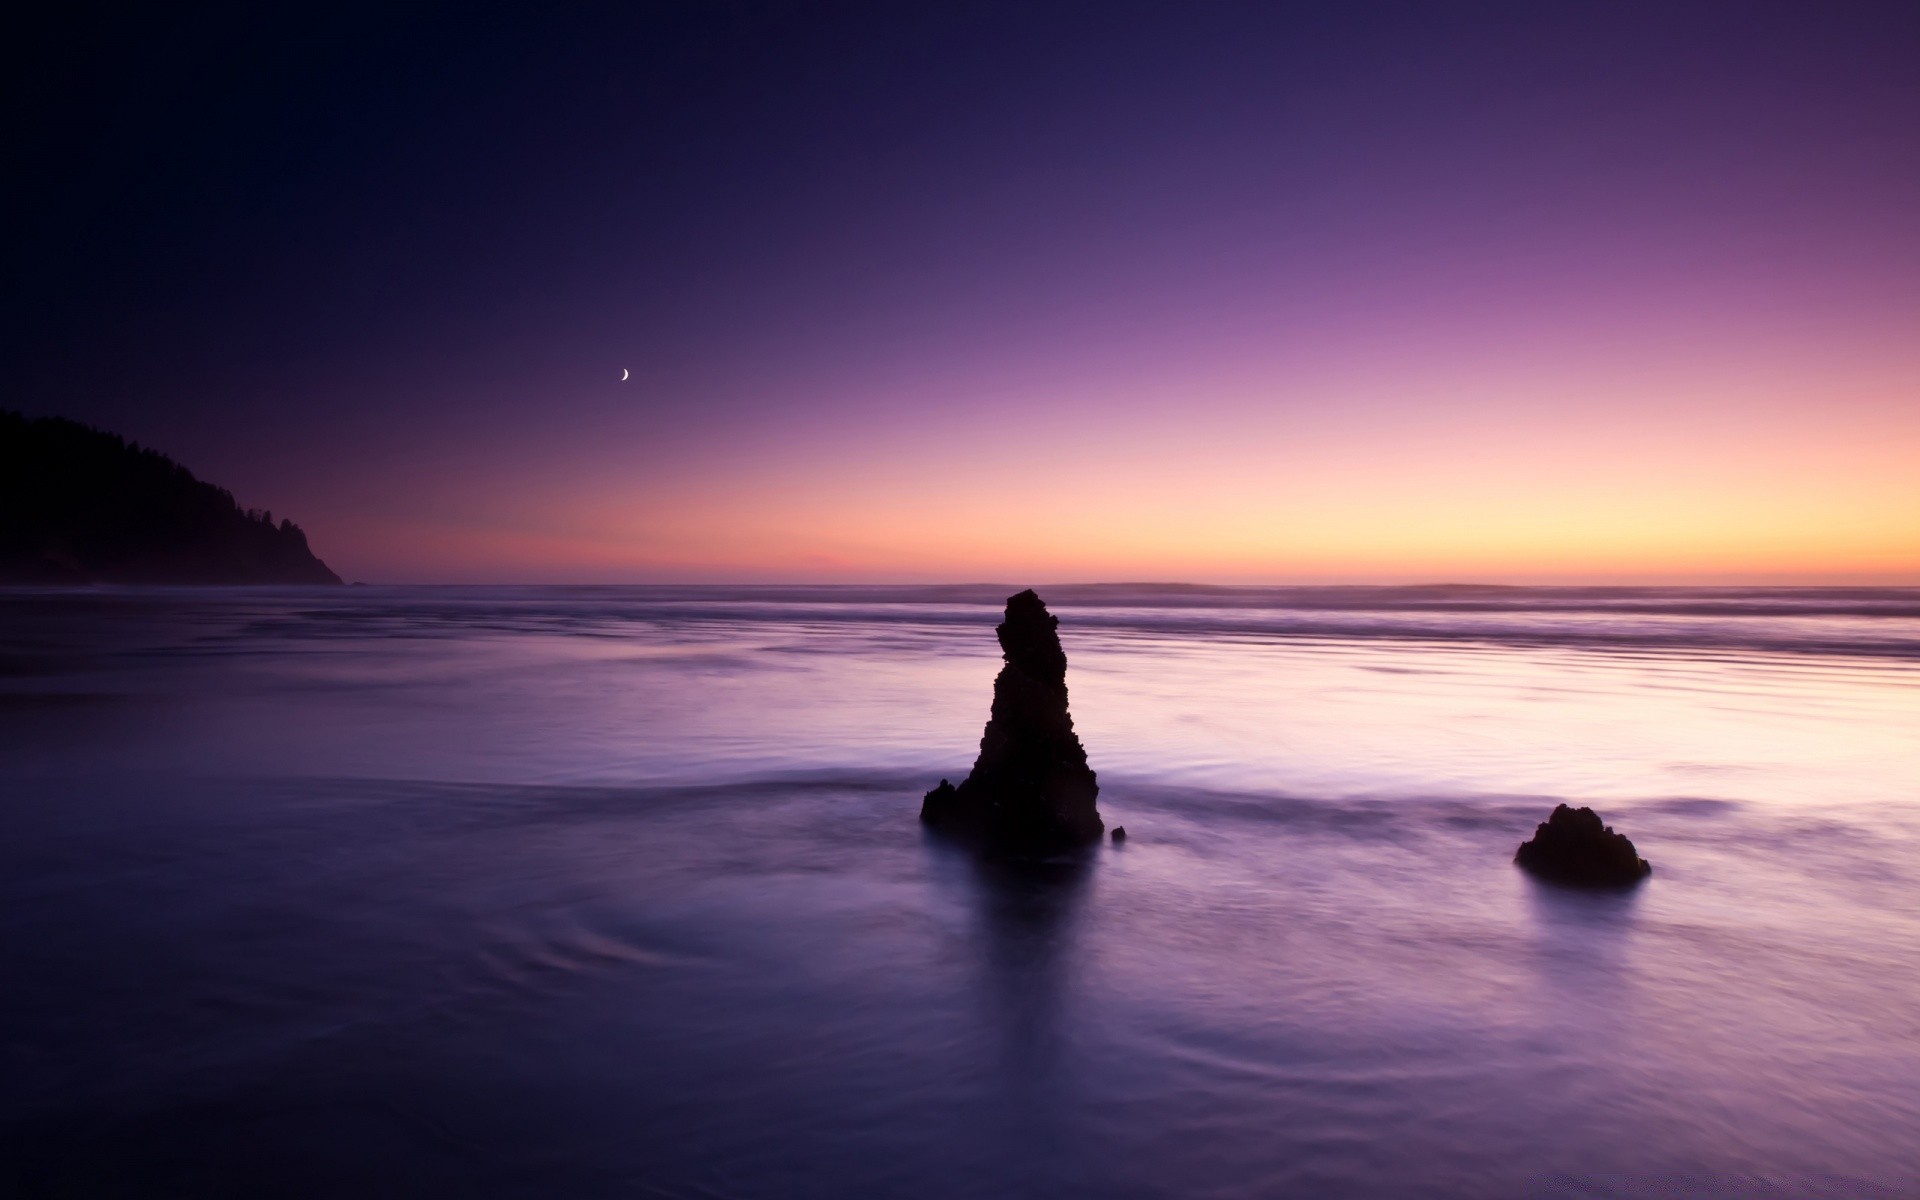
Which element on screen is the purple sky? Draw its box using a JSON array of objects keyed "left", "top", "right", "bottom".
[{"left": 10, "top": 2, "right": 1918, "bottom": 582}]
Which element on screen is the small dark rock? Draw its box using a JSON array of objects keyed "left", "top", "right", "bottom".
[
  {"left": 1515, "top": 803, "right": 1652, "bottom": 887},
  {"left": 1110, "top": 826, "right": 1127, "bottom": 843},
  {"left": 921, "top": 590, "right": 1104, "bottom": 852}
]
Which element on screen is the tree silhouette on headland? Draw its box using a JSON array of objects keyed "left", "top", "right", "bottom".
[{"left": 0, "top": 411, "right": 341, "bottom": 584}]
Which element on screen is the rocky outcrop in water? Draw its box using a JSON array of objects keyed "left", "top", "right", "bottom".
[
  {"left": 1515, "top": 803, "right": 1652, "bottom": 886},
  {"left": 922, "top": 589, "right": 1104, "bottom": 852}
]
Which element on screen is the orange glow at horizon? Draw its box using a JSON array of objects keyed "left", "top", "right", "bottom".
[
  {"left": 326, "top": 354, "right": 1920, "bottom": 584},
  {"left": 287, "top": 279, "right": 1920, "bottom": 586}
]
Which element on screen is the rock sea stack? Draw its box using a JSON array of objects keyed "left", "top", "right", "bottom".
[
  {"left": 922, "top": 589, "right": 1104, "bottom": 852},
  {"left": 1515, "top": 803, "right": 1652, "bottom": 887}
]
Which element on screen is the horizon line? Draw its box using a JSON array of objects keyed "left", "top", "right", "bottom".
[{"left": 319, "top": 577, "right": 1920, "bottom": 590}]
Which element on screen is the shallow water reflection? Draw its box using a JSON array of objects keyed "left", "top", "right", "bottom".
[{"left": 2, "top": 586, "right": 1917, "bottom": 1197}]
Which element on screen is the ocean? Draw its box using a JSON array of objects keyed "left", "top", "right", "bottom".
[{"left": 3, "top": 584, "right": 1917, "bottom": 1198}]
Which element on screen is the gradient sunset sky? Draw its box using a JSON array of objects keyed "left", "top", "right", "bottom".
[{"left": 10, "top": 2, "right": 1918, "bottom": 583}]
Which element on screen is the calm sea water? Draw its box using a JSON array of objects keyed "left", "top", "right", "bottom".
[{"left": 3, "top": 585, "right": 1918, "bottom": 1198}]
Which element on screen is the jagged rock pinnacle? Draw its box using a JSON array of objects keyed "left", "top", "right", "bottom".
[{"left": 921, "top": 589, "right": 1104, "bottom": 851}]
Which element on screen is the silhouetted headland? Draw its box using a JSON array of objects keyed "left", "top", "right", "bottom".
[
  {"left": 1516, "top": 803, "right": 1652, "bottom": 887},
  {"left": 922, "top": 589, "right": 1105, "bottom": 852},
  {"left": 0, "top": 411, "right": 340, "bottom": 585}
]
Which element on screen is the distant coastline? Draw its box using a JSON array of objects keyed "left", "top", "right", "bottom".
[{"left": 0, "top": 411, "right": 340, "bottom": 585}]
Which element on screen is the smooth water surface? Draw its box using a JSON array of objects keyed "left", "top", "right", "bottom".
[{"left": 3, "top": 585, "right": 1918, "bottom": 1197}]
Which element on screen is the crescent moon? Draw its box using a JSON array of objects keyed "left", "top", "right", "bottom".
[{"left": 621, "top": 368, "right": 630, "bottom": 381}]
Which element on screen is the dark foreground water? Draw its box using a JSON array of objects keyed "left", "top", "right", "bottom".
[{"left": 3, "top": 585, "right": 1918, "bottom": 1198}]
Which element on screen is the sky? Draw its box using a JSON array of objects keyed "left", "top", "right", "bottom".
[{"left": 8, "top": 1, "right": 1918, "bottom": 584}]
